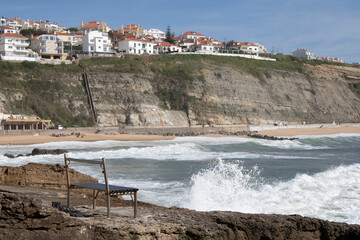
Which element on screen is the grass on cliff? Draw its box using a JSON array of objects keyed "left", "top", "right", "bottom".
[{"left": 0, "top": 61, "right": 92, "bottom": 126}]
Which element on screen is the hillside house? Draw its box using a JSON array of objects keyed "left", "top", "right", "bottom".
[
  {"left": 119, "top": 24, "right": 144, "bottom": 38},
  {"left": 79, "top": 20, "right": 111, "bottom": 33},
  {"left": 154, "top": 42, "right": 182, "bottom": 53},
  {"left": 31, "top": 34, "right": 66, "bottom": 60},
  {"left": 0, "top": 26, "right": 19, "bottom": 34},
  {"left": 292, "top": 48, "right": 316, "bottom": 60},
  {"left": 179, "top": 31, "right": 205, "bottom": 40},
  {"left": 141, "top": 28, "right": 165, "bottom": 41},
  {"left": 82, "top": 31, "right": 113, "bottom": 56},
  {"left": 0, "top": 33, "right": 29, "bottom": 57},
  {"left": 118, "top": 38, "right": 155, "bottom": 55}
]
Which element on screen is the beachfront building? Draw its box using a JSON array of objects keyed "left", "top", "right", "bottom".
[
  {"left": 118, "top": 38, "right": 156, "bottom": 55},
  {"left": 82, "top": 31, "right": 113, "bottom": 56},
  {"left": 78, "top": 20, "right": 112, "bottom": 33},
  {"left": 179, "top": 31, "right": 205, "bottom": 40},
  {"left": 31, "top": 34, "right": 66, "bottom": 60},
  {"left": 154, "top": 42, "right": 182, "bottom": 54},
  {"left": 141, "top": 28, "right": 165, "bottom": 41},
  {"left": 292, "top": 48, "right": 316, "bottom": 60},
  {"left": 0, "top": 113, "right": 51, "bottom": 131}
]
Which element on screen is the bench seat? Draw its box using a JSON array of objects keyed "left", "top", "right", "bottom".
[{"left": 71, "top": 182, "right": 138, "bottom": 195}]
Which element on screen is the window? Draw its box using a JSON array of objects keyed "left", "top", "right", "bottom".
[
  {"left": 16, "top": 47, "right": 20, "bottom": 50},
  {"left": 8, "top": 39, "right": 12, "bottom": 42},
  {"left": 58, "top": 43, "right": 62, "bottom": 47},
  {"left": 8, "top": 46, "right": 13, "bottom": 49},
  {"left": 50, "top": 36, "right": 54, "bottom": 40},
  {"left": 103, "top": 40, "right": 106, "bottom": 43},
  {"left": 68, "top": 37, "right": 71, "bottom": 41},
  {"left": 41, "top": 48, "right": 46, "bottom": 53},
  {"left": 58, "top": 49, "right": 62, "bottom": 53},
  {"left": 142, "top": 44, "right": 145, "bottom": 48},
  {"left": 90, "top": 46, "right": 94, "bottom": 51},
  {"left": 134, "top": 43, "right": 136, "bottom": 47},
  {"left": 138, "top": 43, "right": 140, "bottom": 46},
  {"left": 138, "top": 49, "right": 140, "bottom": 54},
  {"left": 98, "top": 39, "right": 101, "bottom": 42},
  {"left": 41, "top": 41, "right": 45, "bottom": 46},
  {"left": 44, "top": 36, "right": 49, "bottom": 40}
]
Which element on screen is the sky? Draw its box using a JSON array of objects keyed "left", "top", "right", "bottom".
[{"left": 2, "top": 0, "right": 360, "bottom": 63}]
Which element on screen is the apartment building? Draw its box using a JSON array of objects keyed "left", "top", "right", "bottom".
[
  {"left": 31, "top": 34, "right": 66, "bottom": 60},
  {"left": 82, "top": 31, "right": 113, "bottom": 55},
  {"left": 118, "top": 38, "right": 155, "bottom": 55}
]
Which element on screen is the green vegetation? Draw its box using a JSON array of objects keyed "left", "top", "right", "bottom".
[
  {"left": 19, "top": 29, "right": 47, "bottom": 38},
  {"left": 349, "top": 83, "right": 360, "bottom": 98}
]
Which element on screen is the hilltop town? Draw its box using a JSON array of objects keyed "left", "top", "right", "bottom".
[{"left": 0, "top": 17, "right": 344, "bottom": 63}]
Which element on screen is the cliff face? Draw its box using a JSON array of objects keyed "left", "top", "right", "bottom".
[{"left": 0, "top": 56, "right": 359, "bottom": 127}]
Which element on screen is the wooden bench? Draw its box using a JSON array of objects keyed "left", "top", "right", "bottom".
[{"left": 64, "top": 154, "right": 138, "bottom": 218}]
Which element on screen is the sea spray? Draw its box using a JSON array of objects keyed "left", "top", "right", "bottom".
[{"left": 185, "top": 159, "right": 360, "bottom": 224}]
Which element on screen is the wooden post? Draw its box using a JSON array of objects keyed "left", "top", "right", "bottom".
[
  {"left": 134, "top": 191, "right": 138, "bottom": 218},
  {"left": 102, "top": 158, "right": 111, "bottom": 218},
  {"left": 64, "top": 155, "right": 71, "bottom": 207},
  {"left": 93, "top": 189, "right": 96, "bottom": 209}
]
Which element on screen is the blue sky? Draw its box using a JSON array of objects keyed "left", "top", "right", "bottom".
[{"left": 3, "top": 0, "right": 360, "bottom": 63}]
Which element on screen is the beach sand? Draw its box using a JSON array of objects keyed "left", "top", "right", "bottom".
[
  {"left": 0, "top": 133, "right": 175, "bottom": 146},
  {"left": 0, "top": 124, "right": 359, "bottom": 145}
]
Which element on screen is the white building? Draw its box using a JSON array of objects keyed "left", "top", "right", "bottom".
[
  {"left": 141, "top": 28, "right": 165, "bottom": 41},
  {"left": 292, "top": 48, "right": 316, "bottom": 60},
  {"left": 82, "top": 31, "right": 113, "bottom": 55},
  {"left": 5, "top": 17, "right": 22, "bottom": 30},
  {"left": 253, "top": 42, "right": 267, "bottom": 53},
  {"left": 0, "top": 26, "right": 19, "bottom": 34},
  {"left": 154, "top": 42, "right": 182, "bottom": 54},
  {"left": 179, "top": 31, "right": 205, "bottom": 40},
  {"left": 39, "top": 21, "right": 63, "bottom": 32},
  {"left": 0, "top": 33, "right": 29, "bottom": 57},
  {"left": 118, "top": 38, "right": 156, "bottom": 55}
]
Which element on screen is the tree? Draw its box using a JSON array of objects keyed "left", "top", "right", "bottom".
[
  {"left": 165, "top": 25, "right": 174, "bottom": 44},
  {"left": 66, "top": 27, "right": 78, "bottom": 32},
  {"left": 20, "top": 29, "right": 47, "bottom": 38}
]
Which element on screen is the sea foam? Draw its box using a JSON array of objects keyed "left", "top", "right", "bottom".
[{"left": 185, "top": 158, "right": 360, "bottom": 224}]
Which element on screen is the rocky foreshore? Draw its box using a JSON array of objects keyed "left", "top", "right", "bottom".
[{"left": 0, "top": 163, "right": 359, "bottom": 239}]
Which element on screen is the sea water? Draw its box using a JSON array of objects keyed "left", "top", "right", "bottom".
[{"left": 0, "top": 134, "right": 359, "bottom": 224}]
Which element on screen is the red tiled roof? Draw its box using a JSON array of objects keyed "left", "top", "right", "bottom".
[
  {"left": 82, "top": 23, "right": 99, "bottom": 28},
  {"left": 119, "top": 38, "right": 154, "bottom": 43},
  {"left": 0, "top": 33, "right": 28, "bottom": 39},
  {"left": 181, "top": 31, "right": 204, "bottom": 36},
  {"left": 0, "top": 26, "right": 16, "bottom": 29}
]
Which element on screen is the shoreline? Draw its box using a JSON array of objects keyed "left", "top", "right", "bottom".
[{"left": 0, "top": 124, "right": 359, "bottom": 146}]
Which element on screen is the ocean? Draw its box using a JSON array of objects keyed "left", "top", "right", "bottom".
[{"left": 0, "top": 134, "right": 359, "bottom": 224}]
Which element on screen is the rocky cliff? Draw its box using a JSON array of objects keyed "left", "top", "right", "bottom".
[{"left": 0, "top": 55, "right": 359, "bottom": 127}]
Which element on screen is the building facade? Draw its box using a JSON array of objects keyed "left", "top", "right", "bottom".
[
  {"left": 0, "top": 33, "right": 29, "bottom": 57},
  {"left": 292, "top": 48, "right": 316, "bottom": 60},
  {"left": 82, "top": 31, "right": 113, "bottom": 55},
  {"left": 118, "top": 38, "right": 155, "bottom": 55},
  {"left": 31, "top": 34, "right": 66, "bottom": 59}
]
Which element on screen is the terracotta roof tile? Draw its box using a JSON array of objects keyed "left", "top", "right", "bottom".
[{"left": 0, "top": 33, "right": 28, "bottom": 39}]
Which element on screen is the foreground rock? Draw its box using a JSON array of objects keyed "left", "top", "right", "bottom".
[
  {"left": 0, "top": 163, "right": 359, "bottom": 239},
  {"left": 0, "top": 163, "right": 96, "bottom": 189},
  {"left": 0, "top": 190, "right": 359, "bottom": 240}
]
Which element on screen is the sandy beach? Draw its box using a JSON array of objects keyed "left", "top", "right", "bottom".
[{"left": 0, "top": 124, "right": 359, "bottom": 145}]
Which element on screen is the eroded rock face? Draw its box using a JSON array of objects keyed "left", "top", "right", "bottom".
[
  {"left": 0, "top": 163, "right": 97, "bottom": 190},
  {"left": 0, "top": 192, "right": 359, "bottom": 240}
]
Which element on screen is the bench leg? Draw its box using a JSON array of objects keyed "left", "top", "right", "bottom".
[
  {"left": 106, "top": 192, "right": 110, "bottom": 218},
  {"left": 93, "top": 189, "right": 96, "bottom": 209},
  {"left": 134, "top": 191, "right": 138, "bottom": 218}
]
